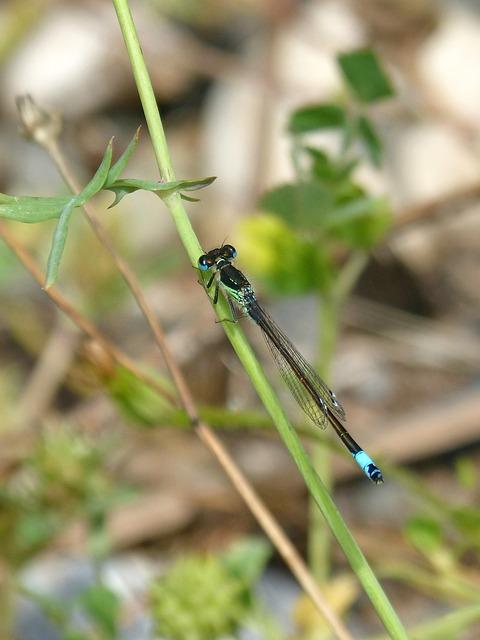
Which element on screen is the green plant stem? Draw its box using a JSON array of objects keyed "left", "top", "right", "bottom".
[
  {"left": 111, "top": 2, "right": 408, "bottom": 637},
  {"left": 111, "top": 0, "right": 202, "bottom": 265},
  {"left": 309, "top": 294, "right": 338, "bottom": 580},
  {"left": 371, "top": 604, "right": 480, "bottom": 640},
  {"left": 308, "top": 251, "right": 369, "bottom": 579}
]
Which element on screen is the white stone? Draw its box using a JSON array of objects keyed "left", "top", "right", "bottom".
[
  {"left": 387, "top": 122, "right": 479, "bottom": 207},
  {"left": 419, "top": 7, "right": 480, "bottom": 129},
  {"left": 2, "top": 7, "right": 117, "bottom": 117}
]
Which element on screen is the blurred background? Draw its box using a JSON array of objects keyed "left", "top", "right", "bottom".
[{"left": 1, "top": 0, "right": 480, "bottom": 638}]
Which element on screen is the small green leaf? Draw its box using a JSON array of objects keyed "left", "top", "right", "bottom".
[
  {"left": 235, "top": 214, "right": 335, "bottom": 294},
  {"left": 259, "top": 182, "right": 333, "bottom": 230},
  {"left": 15, "top": 512, "right": 60, "bottom": 552},
  {"left": 106, "top": 128, "right": 141, "bottom": 185},
  {"left": 0, "top": 195, "right": 71, "bottom": 223},
  {"left": 180, "top": 193, "right": 200, "bottom": 202},
  {"left": 80, "top": 584, "right": 120, "bottom": 638},
  {"left": 0, "top": 139, "right": 114, "bottom": 225},
  {"left": 305, "top": 147, "right": 358, "bottom": 185},
  {"left": 288, "top": 104, "right": 345, "bottom": 133},
  {"left": 451, "top": 506, "right": 480, "bottom": 537},
  {"left": 44, "top": 197, "right": 77, "bottom": 288},
  {"left": 357, "top": 115, "right": 382, "bottom": 166},
  {"left": 76, "top": 139, "right": 113, "bottom": 204},
  {"left": 338, "top": 49, "right": 394, "bottom": 103},
  {"left": 322, "top": 195, "right": 382, "bottom": 227},
  {"left": 222, "top": 537, "right": 271, "bottom": 586},
  {"left": 107, "top": 365, "right": 175, "bottom": 426},
  {"left": 405, "top": 516, "right": 443, "bottom": 553},
  {"left": 340, "top": 115, "right": 358, "bottom": 155},
  {"left": 107, "top": 187, "right": 131, "bottom": 208},
  {"left": 107, "top": 175, "right": 216, "bottom": 207},
  {"left": 326, "top": 196, "right": 392, "bottom": 248}
]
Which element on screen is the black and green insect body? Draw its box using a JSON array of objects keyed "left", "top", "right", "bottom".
[{"left": 198, "top": 244, "right": 383, "bottom": 484}]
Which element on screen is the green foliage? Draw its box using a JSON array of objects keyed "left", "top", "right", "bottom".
[
  {"left": 390, "top": 460, "right": 480, "bottom": 613},
  {"left": 405, "top": 516, "right": 444, "bottom": 555},
  {"left": 288, "top": 104, "right": 345, "bottom": 133},
  {"left": 356, "top": 114, "right": 383, "bottom": 167},
  {"left": 150, "top": 555, "right": 245, "bottom": 640},
  {"left": 454, "top": 456, "right": 477, "bottom": 490},
  {"left": 22, "top": 581, "right": 121, "bottom": 640},
  {"left": 221, "top": 536, "right": 271, "bottom": 587},
  {"left": 0, "top": 131, "right": 215, "bottom": 287},
  {"left": 259, "top": 182, "right": 333, "bottom": 231},
  {"left": 150, "top": 538, "right": 272, "bottom": 640},
  {"left": 79, "top": 584, "right": 120, "bottom": 639},
  {"left": 236, "top": 47, "right": 394, "bottom": 296},
  {"left": 0, "top": 427, "right": 124, "bottom": 567},
  {"left": 337, "top": 48, "right": 394, "bottom": 103},
  {"left": 106, "top": 364, "right": 175, "bottom": 426},
  {"left": 235, "top": 214, "right": 334, "bottom": 295}
]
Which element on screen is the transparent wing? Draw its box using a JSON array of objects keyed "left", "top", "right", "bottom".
[{"left": 251, "top": 301, "right": 346, "bottom": 428}]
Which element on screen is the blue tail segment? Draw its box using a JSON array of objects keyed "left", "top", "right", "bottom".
[{"left": 353, "top": 450, "right": 384, "bottom": 484}]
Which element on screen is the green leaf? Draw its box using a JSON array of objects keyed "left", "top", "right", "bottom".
[
  {"left": 305, "top": 147, "right": 358, "bottom": 185},
  {"left": 76, "top": 139, "right": 113, "bottom": 204},
  {"left": 357, "top": 115, "right": 382, "bottom": 166},
  {"left": 337, "top": 48, "right": 394, "bottom": 103},
  {"left": 0, "top": 138, "right": 114, "bottom": 226},
  {"left": 326, "top": 196, "right": 392, "bottom": 248},
  {"left": 405, "top": 516, "right": 443, "bottom": 553},
  {"left": 180, "top": 193, "right": 200, "bottom": 202},
  {"left": 107, "top": 365, "right": 175, "bottom": 426},
  {"left": 235, "top": 214, "right": 336, "bottom": 294},
  {"left": 80, "top": 584, "right": 120, "bottom": 639},
  {"left": 0, "top": 195, "right": 71, "bottom": 223},
  {"left": 451, "top": 506, "right": 480, "bottom": 537},
  {"left": 15, "top": 512, "right": 60, "bottom": 552},
  {"left": 107, "top": 175, "right": 216, "bottom": 207},
  {"left": 259, "top": 182, "right": 333, "bottom": 230},
  {"left": 222, "top": 537, "right": 271, "bottom": 586},
  {"left": 44, "top": 197, "right": 77, "bottom": 288},
  {"left": 340, "top": 115, "right": 358, "bottom": 155},
  {"left": 288, "top": 104, "right": 345, "bottom": 133},
  {"left": 106, "top": 128, "right": 141, "bottom": 184}
]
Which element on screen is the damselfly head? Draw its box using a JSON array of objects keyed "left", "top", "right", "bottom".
[
  {"left": 198, "top": 245, "right": 237, "bottom": 270},
  {"left": 198, "top": 253, "right": 215, "bottom": 271}
]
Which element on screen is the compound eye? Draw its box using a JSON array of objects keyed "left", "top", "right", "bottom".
[
  {"left": 198, "top": 255, "right": 213, "bottom": 271},
  {"left": 223, "top": 244, "right": 237, "bottom": 259}
]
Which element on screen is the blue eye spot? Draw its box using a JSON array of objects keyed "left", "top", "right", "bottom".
[
  {"left": 198, "top": 255, "right": 213, "bottom": 270},
  {"left": 223, "top": 244, "right": 237, "bottom": 259}
]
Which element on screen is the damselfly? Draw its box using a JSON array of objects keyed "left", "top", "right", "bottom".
[{"left": 198, "top": 244, "right": 383, "bottom": 484}]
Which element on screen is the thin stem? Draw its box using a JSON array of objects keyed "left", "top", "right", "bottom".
[
  {"left": 0, "top": 221, "right": 175, "bottom": 405},
  {"left": 309, "top": 295, "right": 337, "bottom": 580},
  {"left": 112, "top": 0, "right": 201, "bottom": 265},
  {"left": 309, "top": 252, "right": 367, "bottom": 578},
  {"left": 111, "top": 2, "right": 408, "bottom": 637}
]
